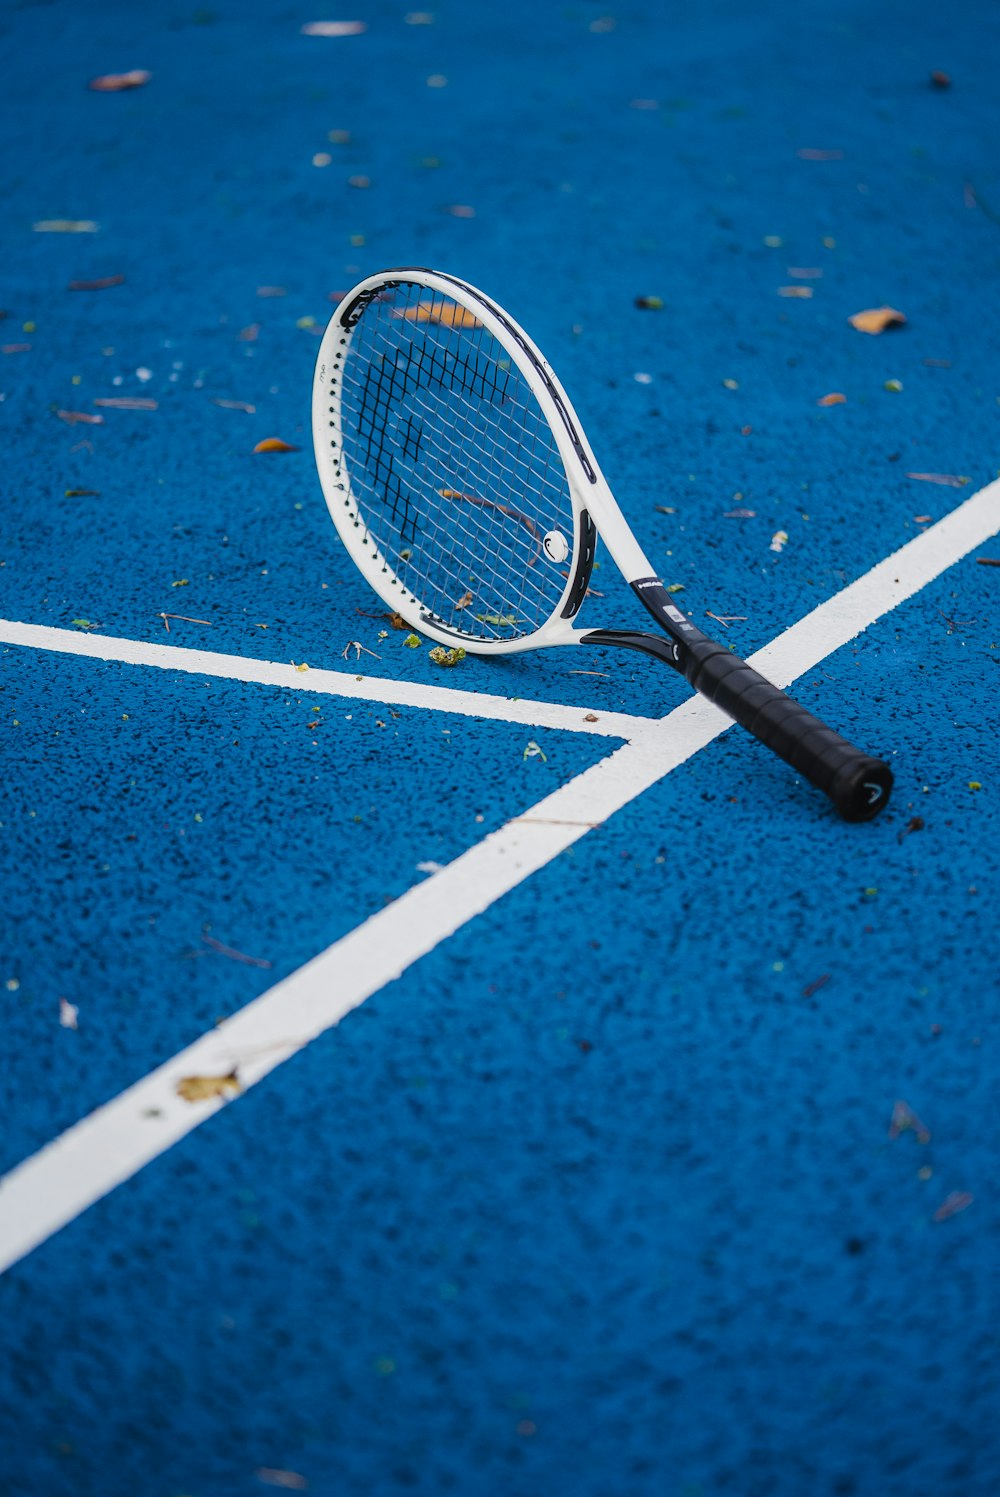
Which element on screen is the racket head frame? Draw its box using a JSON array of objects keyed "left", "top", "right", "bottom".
[{"left": 312, "top": 267, "right": 649, "bottom": 653}]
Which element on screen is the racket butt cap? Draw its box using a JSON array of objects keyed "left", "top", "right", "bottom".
[{"left": 830, "top": 756, "right": 893, "bottom": 822}]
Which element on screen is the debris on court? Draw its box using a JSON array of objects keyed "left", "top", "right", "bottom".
[
  {"left": 56, "top": 410, "right": 104, "bottom": 425},
  {"left": 778, "top": 285, "right": 813, "bottom": 298},
  {"left": 933, "top": 1192, "right": 973, "bottom": 1222},
  {"left": 212, "top": 397, "right": 256, "bottom": 413},
  {"left": 848, "top": 305, "right": 906, "bottom": 334},
  {"left": 89, "top": 69, "right": 151, "bottom": 91},
  {"left": 884, "top": 378, "right": 904, "bottom": 392},
  {"left": 59, "top": 997, "right": 79, "bottom": 1029},
  {"left": 158, "top": 612, "right": 211, "bottom": 632},
  {"left": 403, "top": 633, "right": 421, "bottom": 648},
  {"left": 195, "top": 935, "right": 273, "bottom": 968},
  {"left": 455, "top": 590, "right": 474, "bottom": 610},
  {"left": 68, "top": 274, "right": 125, "bottom": 291},
  {"left": 341, "top": 640, "right": 380, "bottom": 660},
  {"left": 523, "top": 741, "right": 547, "bottom": 761},
  {"left": 253, "top": 437, "right": 299, "bottom": 453},
  {"left": 906, "top": 472, "right": 970, "bottom": 486},
  {"left": 70, "top": 618, "right": 96, "bottom": 629},
  {"left": 429, "top": 646, "right": 466, "bottom": 666},
  {"left": 634, "top": 295, "right": 664, "bottom": 310},
  {"left": 32, "top": 219, "right": 100, "bottom": 233},
  {"left": 897, "top": 815, "right": 925, "bottom": 843},
  {"left": 665, "top": 582, "right": 684, "bottom": 593},
  {"left": 817, "top": 392, "right": 846, "bottom": 406},
  {"left": 888, "top": 1099, "right": 931, "bottom": 1144},
  {"left": 769, "top": 530, "right": 789, "bottom": 552},
  {"left": 801, "top": 973, "right": 830, "bottom": 998},
  {"left": 301, "top": 19, "right": 368, "bottom": 35},
  {"left": 175, "top": 1070, "right": 241, "bottom": 1103},
  {"left": 93, "top": 396, "right": 158, "bottom": 409}
]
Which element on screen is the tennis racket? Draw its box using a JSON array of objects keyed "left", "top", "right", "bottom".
[{"left": 312, "top": 267, "right": 892, "bottom": 821}]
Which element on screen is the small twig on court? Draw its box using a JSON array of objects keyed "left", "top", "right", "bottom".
[
  {"left": 201, "top": 934, "right": 272, "bottom": 968},
  {"left": 937, "top": 607, "right": 974, "bottom": 634},
  {"left": 706, "top": 611, "right": 748, "bottom": 628},
  {"left": 341, "top": 639, "right": 380, "bottom": 660},
  {"left": 159, "top": 612, "right": 212, "bottom": 633}
]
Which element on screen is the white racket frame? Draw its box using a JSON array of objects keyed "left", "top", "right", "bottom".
[{"left": 312, "top": 266, "right": 654, "bottom": 655}]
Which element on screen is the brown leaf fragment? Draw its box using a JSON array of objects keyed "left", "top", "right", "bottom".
[
  {"left": 933, "top": 1192, "right": 973, "bottom": 1222},
  {"left": 913, "top": 515, "right": 933, "bottom": 523},
  {"left": 906, "top": 472, "right": 969, "bottom": 487},
  {"left": 2, "top": 343, "right": 31, "bottom": 354},
  {"left": 802, "top": 973, "right": 830, "bottom": 998},
  {"left": 255, "top": 1470, "right": 309, "bottom": 1491},
  {"left": 930, "top": 70, "right": 951, "bottom": 89},
  {"left": 89, "top": 69, "right": 151, "bottom": 91},
  {"left": 817, "top": 392, "right": 846, "bottom": 406},
  {"left": 455, "top": 589, "right": 473, "bottom": 610},
  {"left": 93, "top": 396, "right": 158, "bottom": 409},
  {"left": 888, "top": 1099, "right": 930, "bottom": 1144},
  {"left": 583, "top": 713, "right": 599, "bottom": 723},
  {"left": 390, "top": 612, "right": 408, "bottom": 629},
  {"left": 175, "top": 1070, "right": 241, "bottom": 1103},
  {"left": 57, "top": 410, "right": 104, "bottom": 425},
  {"left": 975, "top": 557, "right": 1000, "bottom": 567},
  {"left": 68, "top": 274, "right": 125, "bottom": 291},
  {"left": 898, "top": 815, "right": 925, "bottom": 844},
  {"left": 239, "top": 323, "right": 260, "bottom": 341},
  {"left": 848, "top": 306, "right": 906, "bottom": 334},
  {"left": 253, "top": 437, "right": 299, "bottom": 453}
]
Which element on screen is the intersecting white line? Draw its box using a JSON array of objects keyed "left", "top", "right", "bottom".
[
  {"left": 1, "top": 476, "right": 998, "bottom": 1276},
  {"left": 0, "top": 620, "right": 655, "bottom": 740}
]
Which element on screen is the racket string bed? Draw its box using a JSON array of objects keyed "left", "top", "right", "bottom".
[{"left": 336, "top": 281, "right": 575, "bottom": 640}]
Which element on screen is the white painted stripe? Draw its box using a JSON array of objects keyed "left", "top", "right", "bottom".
[
  {"left": 0, "top": 620, "right": 653, "bottom": 741},
  {"left": 1, "top": 478, "right": 997, "bottom": 1274}
]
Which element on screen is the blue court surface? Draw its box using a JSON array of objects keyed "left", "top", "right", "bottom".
[{"left": 2, "top": 0, "right": 999, "bottom": 1493}]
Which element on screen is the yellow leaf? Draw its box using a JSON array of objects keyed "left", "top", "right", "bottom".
[
  {"left": 848, "top": 306, "right": 906, "bottom": 334},
  {"left": 175, "top": 1070, "right": 240, "bottom": 1103},
  {"left": 253, "top": 437, "right": 299, "bottom": 453}
]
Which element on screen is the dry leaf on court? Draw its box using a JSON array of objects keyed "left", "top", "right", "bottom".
[
  {"left": 455, "top": 590, "right": 473, "bottom": 610},
  {"left": 848, "top": 306, "right": 906, "bottom": 334},
  {"left": 253, "top": 437, "right": 299, "bottom": 453},
  {"left": 89, "top": 70, "right": 151, "bottom": 91},
  {"left": 59, "top": 997, "right": 79, "bottom": 1029},
  {"left": 817, "top": 392, "right": 846, "bottom": 406},
  {"left": 778, "top": 285, "right": 813, "bottom": 298},
  {"left": 399, "top": 300, "right": 480, "bottom": 329},
  {"left": 175, "top": 1070, "right": 241, "bottom": 1103}
]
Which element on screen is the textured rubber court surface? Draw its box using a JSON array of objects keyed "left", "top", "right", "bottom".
[{"left": 2, "top": 0, "right": 999, "bottom": 1493}]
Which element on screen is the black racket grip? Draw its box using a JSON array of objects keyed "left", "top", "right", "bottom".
[{"left": 685, "top": 643, "right": 893, "bottom": 821}]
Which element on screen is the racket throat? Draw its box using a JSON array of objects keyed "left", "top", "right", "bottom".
[{"left": 581, "top": 577, "right": 711, "bottom": 677}]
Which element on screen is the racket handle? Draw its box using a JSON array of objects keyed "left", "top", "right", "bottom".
[
  {"left": 585, "top": 612, "right": 892, "bottom": 819},
  {"left": 682, "top": 639, "right": 892, "bottom": 821}
]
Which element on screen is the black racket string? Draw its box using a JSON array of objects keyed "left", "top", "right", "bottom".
[{"left": 336, "top": 282, "right": 576, "bottom": 640}]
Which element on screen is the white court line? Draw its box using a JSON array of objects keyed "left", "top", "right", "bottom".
[
  {"left": 1, "top": 477, "right": 997, "bottom": 1275},
  {"left": 0, "top": 620, "right": 655, "bottom": 741}
]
